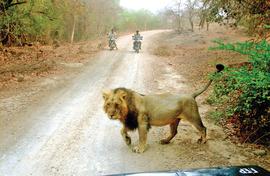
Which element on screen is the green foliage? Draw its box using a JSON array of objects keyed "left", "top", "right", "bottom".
[
  {"left": 265, "top": 24, "right": 270, "bottom": 29},
  {"left": 208, "top": 110, "right": 225, "bottom": 123},
  {"left": 202, "top": 0, "right": 270, "bottom": 37},
  {"left": 210, "top": 40, "right": 270, "bottom": 145},
  {"left": 0, "top": 0, "right": 61, "bottom": 45},
  {"left": 0, "top": 0, "right": 164, "bottom": 45},
  {"left": 117, "top": 9, "right": 161, "bottom": 32}
]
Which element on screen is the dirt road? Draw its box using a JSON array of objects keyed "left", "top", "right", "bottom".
[{"left": 0, "top": 30, "right": 269, "bottom": 176}]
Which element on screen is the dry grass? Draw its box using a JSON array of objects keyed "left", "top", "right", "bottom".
[
  {"left": 0, "top": 39, "right": 105, "bottom": 89},
  {"left": 152, "top": 45, "right": 175, "bottom": 57}
]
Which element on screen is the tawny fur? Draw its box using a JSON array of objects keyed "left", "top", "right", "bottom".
[{"left": 102, "top": 64, "right": 224, "bottom": 153}]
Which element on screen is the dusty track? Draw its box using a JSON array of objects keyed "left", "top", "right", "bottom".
[{"left": 0, "top": 30, "right": 269, "bottom": 176}]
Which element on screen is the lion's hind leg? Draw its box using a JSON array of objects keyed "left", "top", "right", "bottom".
[
  {"left": 183, "top": 106, "right": 207, "bottom": 144},
  {"left": 160, "top": 119, "right": 180, "bottom": 145},
  {"left": 193, "top": 120, "right": 207, "bottom": 144}
]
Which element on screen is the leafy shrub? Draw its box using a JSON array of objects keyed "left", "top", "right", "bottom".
[
  {"left": 0, "top": 0, "right": 60, "bottom": 45},
  {"left": 209, "top": 40, "right": 270, "bottom": 145}
]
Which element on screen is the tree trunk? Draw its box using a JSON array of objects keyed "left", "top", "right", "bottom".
[
  {"left": 144, "top": 22, "right": 147, "bottom": 31},
  {"left": 70, "top": 15, "right": 76, "bottom": 43},
  {"left": 189, "top": 18, "right": 194, "bottom": 32},
  {"left": 177, "top": 15, "right": 182, "bottom": 33}
]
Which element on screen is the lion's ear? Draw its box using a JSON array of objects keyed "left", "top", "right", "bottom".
[
  {"left": 102, "top": 90, "right": 111, "bottom": 100},
  {"left": 118, "top": 91, "right": 127, "bottom": 101}
]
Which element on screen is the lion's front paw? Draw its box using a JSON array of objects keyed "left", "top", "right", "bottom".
[
  {"left": 160, "top": 139, "right": 170, "bottom": 145},
  {"left": 197, "top": 138, "right": 207, "bottom": 144},
  {"left": 125, "top": 136, "right": 131, "bottom": 145},
  {"left": 132, "top": 145, "right": 146, "bottom": 153}
]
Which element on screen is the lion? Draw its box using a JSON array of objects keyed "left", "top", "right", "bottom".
[{"left": 102, "top": 64, "right": 224, "bottom": 153}]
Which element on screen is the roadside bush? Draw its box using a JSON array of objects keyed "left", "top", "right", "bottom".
[
  {"left": 0, "top": 0, "right": 60, "bottom": 46},
  {"left": 209, "top": 40, "right": 270, "bottom": 145}
]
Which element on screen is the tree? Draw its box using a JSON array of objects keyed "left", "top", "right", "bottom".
[
  {"left": 0, "top": 0, "right": 27, "bottom": 13},
  {"left": 185, "top": 0, "right": 199, "bottom": 32},
  {"left": 117, "top": 9, "right": 161, "bottom": 32},
  {"left": 0, "top": 0, "right": 164, "bottom": 45},
  {"left": 166, "top": 0, "right": 185, "bottom": 33},
  {"left": 0, "top": 0, "right": 27, "bottom": 45},
  {"left": 201, "top": 0, "right": 270, "bottom": 38}
]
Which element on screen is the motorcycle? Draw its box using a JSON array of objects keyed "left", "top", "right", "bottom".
[
  {"left": 109, "top": 37, "right": 117, "bottom": 50},
  {"left": 132, "top": 36, "right": 143, "bottom": 53}
]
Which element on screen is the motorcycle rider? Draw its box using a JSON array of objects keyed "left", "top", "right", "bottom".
[
  {"left": 108, "top": 29, "right": 118, "bottom": 50},
  {"left": 132, "top": 30, "right": 142, "bottom": 50}
]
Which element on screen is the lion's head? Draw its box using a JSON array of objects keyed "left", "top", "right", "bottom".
[{"left": 102, "top": 89, "right": 129, "bottom": 121}]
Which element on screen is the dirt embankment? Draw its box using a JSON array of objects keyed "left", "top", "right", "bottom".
[
  {"left": 150, "top": 25, "right": 249, "bottom": 91},
  {"left": 0, "top": 39, "right": 106, "bottom": 122},
  {"left": 0, "top": 39, "right": 105, "bottom": 91}
]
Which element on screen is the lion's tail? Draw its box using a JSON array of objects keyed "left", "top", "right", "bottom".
[{"left": 192, "top": 64, "right": 224, "bottom": 99}]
